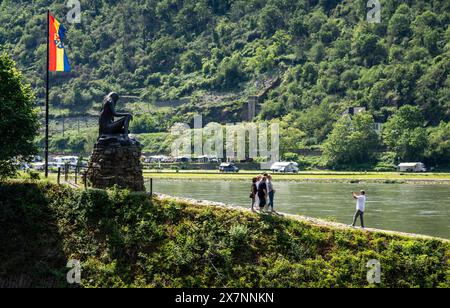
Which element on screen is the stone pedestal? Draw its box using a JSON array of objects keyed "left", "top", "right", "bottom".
[{"left": 86, "top": 135, "right": 145, "bottom": 191}]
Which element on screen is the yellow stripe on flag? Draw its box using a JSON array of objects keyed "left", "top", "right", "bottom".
[
  {"left": 56, "top": 47, "right": 65, "bottom": 71},
  {"left": 54, "top": 18, "right": 60, "bottom": 33}
]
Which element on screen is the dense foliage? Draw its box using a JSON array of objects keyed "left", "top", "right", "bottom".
[
  {"left": 0, "top": 0, "right": 449, "bottom": 168},
  {"left": 1, "top": 181, "right": 449, "bottom": 288},
  {"left": 383, "top": 105, "right": 428, "bottom": 161},
  {"left": 0, "top": 53, "right": 39, "bottom": 178},
  {"left": 323, "top": 113, "right": 380, "bottom": 167}
]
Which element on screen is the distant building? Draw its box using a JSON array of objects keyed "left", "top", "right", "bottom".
[
  {"left": 344, "top": 107, "right": 384, "bottom": 134},
  {"left": 343, "top": 107, "right": 366, "bottom": 117},
  {"left": 374, "top": 122, "right": 383, "bottom": 135},
  {"left": 145, "top": 155, "right": 173, "bottom": 163},
  {"left": 175, "top": 155, "right": 191, "bottom": 163},
  {"left": 194, "top": 155, "right": 220, "bottom": 163}
]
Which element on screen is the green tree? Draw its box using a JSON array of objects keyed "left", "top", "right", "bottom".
[
  {"left": 426, "top": 122, "right": 450, "bottom": 166},
  {"left": 130, "top": 114, "right": 158, "bottom": 134},
  {"left": 306, "top": 10, "right": 327, "bottom": 34},
  {"left": 0, "top": 53, "right": 39, "bottom": 178},
  {"left": 351, "top": 27, "right": 386, "bottom": 67},
  {"left": 214, "top": 53, "right": 246, "bottom": 89},
  {"left": 323, "top": 113, "right": 379, "bottom": 167},
  {"left": 258, "top": 5, "right": 285, "bottom": 36},
  {"left": 388, "top": 4, "right": 412, "bottom": 41},
  {"left": 279, "top": 119, "right": 306, "bottom": 155},
  {"left": 259, "top": 99, "right": 286, "bottom": 120},
  {"left": 289, "top": 11, "right": 308, "bottom": 38},
  {"left": 297, "top": 103, "right": 335, "bottom": 143},
  {"left": 148, "top": 36, "right": 182, "bottom": 71},
  {"left": 309, "top": 42, "right": 325, "bottom": 63},
  {"left": 180, "top": 51, "right": 202, "bottom": 73},
  {"left": 318, "top": 21, "right": 340, "bottom": 45},
  {"left": 382, "top": 105, "right": 428, "bottom": 161},
  {"left": 301, "top": 62, "right": 319, "bottom": 85}
]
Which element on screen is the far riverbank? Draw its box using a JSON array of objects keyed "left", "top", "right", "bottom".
[{"left": 143, "top": 170, "right": 450, "bottom": 185}]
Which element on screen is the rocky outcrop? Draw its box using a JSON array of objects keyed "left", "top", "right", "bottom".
[{"left": 86, "top": 135, "right": 145, "bottom": 191}]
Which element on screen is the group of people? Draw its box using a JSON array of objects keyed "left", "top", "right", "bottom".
[
  {"left": 248, "top": 175, "right": 368, "bottom": 229},
  {"left": 249, "top": 174, "right": 276, "bottom": 212}
]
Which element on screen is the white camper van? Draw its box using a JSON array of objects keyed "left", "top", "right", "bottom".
[
  {"left": 397, "top": 162, "right": 427, "bottom": 173},
  {"left": 270, "top": 162, "right": 299, "bottom": 173}
]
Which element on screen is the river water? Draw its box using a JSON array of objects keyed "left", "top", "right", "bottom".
[{"left": 150, "top": 179, "right": 450, "bottom": 239}]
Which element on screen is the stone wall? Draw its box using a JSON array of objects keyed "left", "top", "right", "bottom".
[{"left": 87, "top": 135, "right": 145, "bottom": 191}]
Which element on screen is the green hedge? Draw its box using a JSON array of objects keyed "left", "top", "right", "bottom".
[{"left": 0, "top": 181, "right": 449, "bottom": 288}]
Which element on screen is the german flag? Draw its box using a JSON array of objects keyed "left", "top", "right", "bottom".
[{"left": 48, "top": 14, "right": 70, "bottom": 72}]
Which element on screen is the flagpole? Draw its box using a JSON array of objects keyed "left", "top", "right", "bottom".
[{"left": 45, "top": 9, "right": 50, "bottom": 178}]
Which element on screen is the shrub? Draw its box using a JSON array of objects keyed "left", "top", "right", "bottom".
[
  {"left": 228, "top": 224, "right": 249, "bottom": 251},
  {"left": 0, "top": 182, "right": 448, "bottom": 288}
]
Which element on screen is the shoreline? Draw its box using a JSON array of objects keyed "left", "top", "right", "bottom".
[
  {"left": 155, "top": 193, "right": 450, "bottom": 243},
  {"left": 143, "top": 171, "right": 450, "bottom": 185}
]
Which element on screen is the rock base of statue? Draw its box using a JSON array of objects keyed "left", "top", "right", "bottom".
[{"left": 86, "top": 134, "right": 145, "bottom": 191}]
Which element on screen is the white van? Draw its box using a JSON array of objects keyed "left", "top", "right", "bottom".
[
  {"left": 270, "top": 162, "right": 299, "bottom": 173},
  {"left": 398, "top": 162, "right": 427, "bottom": 173}
]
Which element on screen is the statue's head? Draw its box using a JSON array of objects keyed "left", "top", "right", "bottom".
[
  {"left": 109, "top": 92, "right": 119, "bottom": 102},
  {"left": 105, "top": 92, "right": 119, "bottom": 105}
]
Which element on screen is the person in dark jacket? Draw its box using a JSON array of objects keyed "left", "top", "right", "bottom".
[
  {"left": 257, "top": 176, "right": 269, "bottom": 211},
  {"left": 250, "top": 177, "right": 258, "bottom": 211}
]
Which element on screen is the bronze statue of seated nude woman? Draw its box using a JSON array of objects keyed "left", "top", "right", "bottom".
[{"left": 99, "top": 92, "right": 133, "bottom": 136}]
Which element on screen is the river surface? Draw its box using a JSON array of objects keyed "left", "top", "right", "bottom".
[{"left": 149, "top": 179, "right": 450, "bottom": 239}]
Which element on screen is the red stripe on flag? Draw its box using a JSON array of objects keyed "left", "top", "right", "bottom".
[{"left": 48, "top": 15, "right": 57, "bottom": 71}]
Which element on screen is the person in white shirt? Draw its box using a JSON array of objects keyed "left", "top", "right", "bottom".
[
  {"left": 350, "top": 190, "right": 366, "bottom": 229},
  {"left": 254, "top": 175, "right": 263, "bottom": 210},
  {"left": 267, "top": 174, "right": 276, "bottom": 213}
]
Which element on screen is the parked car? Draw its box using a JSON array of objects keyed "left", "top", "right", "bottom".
[
  {"left": 31, "top": 162, "right": 46, "bottom": 171},
  {"left": 52, "top": 156, "right": 79, "bottom": 169},
  {"left": 219, "top": 163, "right": 239, "bottom": 173},
  {"left": 14, "top": 162, "right": 31, "bottom": 171},
  {"left": 270, "top": 162, "right": 299, "bottom": 173}
]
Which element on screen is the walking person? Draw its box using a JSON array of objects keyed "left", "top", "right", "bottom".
[
  {"left": 267, "top": 174, "right": 276, "bottom": 212},
  {"left": 250, "top": 177, "right": 258, "bottom": 211},
  {"left": 257, "top": 176, "right": 269, "bottom": 211},
  {"left": 254, "top": 175, "right": 263, "bottom": 209},
  {"left": 350, "top": 190, "right": 366, "bottom": 229}
]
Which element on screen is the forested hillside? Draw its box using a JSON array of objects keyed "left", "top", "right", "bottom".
[{"left": 0, "top": 0, "right": 449, "bottom": 168}]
